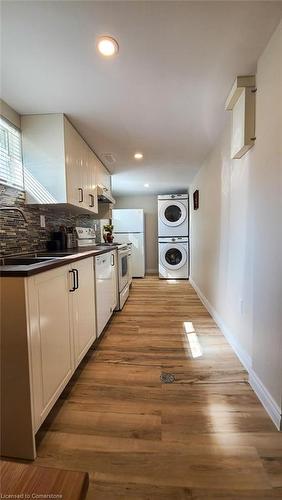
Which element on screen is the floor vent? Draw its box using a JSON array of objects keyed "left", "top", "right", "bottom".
[{"left": 160, "top": 372, "right": 175, "bottom": 384}]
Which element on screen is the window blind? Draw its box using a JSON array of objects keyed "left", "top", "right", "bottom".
[{"left": 0, "top": 117, "right": 24, "bottom": 189}]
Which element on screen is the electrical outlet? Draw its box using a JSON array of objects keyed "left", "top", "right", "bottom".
[{"left": 40, "top": 215, "right": 46, "bottom": 228}]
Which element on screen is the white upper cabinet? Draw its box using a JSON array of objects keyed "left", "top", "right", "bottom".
[
  {"left": 21, "top": 113, "right": 105, "bottom": 214},
  {"left": 96, "top": 160, "right": 111, "bottom": 191},
  {"left": 225, "top": 76, "right": 256, "bottom": 159},
  {"left": 64, "top": 116, "right": 86, "bottom": 209},
  {"left": 87, "top": 148, "right": 97, "bottom": 212}
]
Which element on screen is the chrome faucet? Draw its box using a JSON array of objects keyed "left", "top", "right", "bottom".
[{"left": 0, "top": 206, "right": 28, "bottom": 223}]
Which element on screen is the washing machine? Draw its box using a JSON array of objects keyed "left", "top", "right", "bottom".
[
  {"left": 158, "top": 194, "right": 189, "bottom": 237},
  {"left": 158, "top": 237, "right": 189, "bottom": 279}
]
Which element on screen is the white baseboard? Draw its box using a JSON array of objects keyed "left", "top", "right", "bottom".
[
  {"left": 189, "top": 278, "right": 251, "bottom": 370},
  {"left": 249, "top": 369, "right": 282, "bottom": 430},
  {"left": 190, "top": 278, "right": 282, "bottom": 431}
]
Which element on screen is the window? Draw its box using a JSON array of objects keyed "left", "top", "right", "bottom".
[{"left": 0, "top": 117, "right": 24, "bottom": 189}]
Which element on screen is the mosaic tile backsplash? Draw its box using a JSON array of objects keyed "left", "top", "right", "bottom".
[{"left": 0, "top": 184, "right": 102, "bottom": 256}]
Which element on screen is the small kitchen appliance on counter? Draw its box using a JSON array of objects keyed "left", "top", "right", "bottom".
[{"left": 75, "top": 227, "right": 96, "bottom": 247}]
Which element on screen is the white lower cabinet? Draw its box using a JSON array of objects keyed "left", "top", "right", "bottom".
[
  {"left": 27, "top": 257, "right": 96, "bottom": 436},
  {"left": 28, "top": 265, "right": 73, "bottom": 431},
  {"left": 71, "top": 258, "right": 96, "bottom": 367}
]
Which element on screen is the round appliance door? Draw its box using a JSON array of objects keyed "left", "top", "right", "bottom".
[
  {"left": 160, "top": 244, "right": 187, "bottom": 270},
  {"left": 159, "top": 201, "right": 187, "bottom": 227}
]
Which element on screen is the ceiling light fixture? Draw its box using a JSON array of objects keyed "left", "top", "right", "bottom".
[
  {"left": 134, "top": 153, "right": 143, "bottom": 160},
  {"left": 144, "top": 183, "right": 149, "bottom": 188},
  {"left": 97, "top": 36, "right": 119, "bottom": 57}
]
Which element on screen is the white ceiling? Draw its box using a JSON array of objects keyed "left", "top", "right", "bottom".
[{"left": 1, "top": 1, "right": 282, "bottom": 196}]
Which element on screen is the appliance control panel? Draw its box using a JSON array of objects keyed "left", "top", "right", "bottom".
[
  {"left": 75, "top": 227, "right": 96, "bottom": 238},
  {"left": 158, "top": 236, "right": 189, "bottom": 243},
  {"left": 157, "top": 194, "right": 188, "bottom": 200},
  {"left": 75, "top": 227, "right": 96, "bottom": 247}
]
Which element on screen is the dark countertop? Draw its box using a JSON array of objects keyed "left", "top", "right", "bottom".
[{"left": 0, "top": 245, "right": 119, "bottom": 277}]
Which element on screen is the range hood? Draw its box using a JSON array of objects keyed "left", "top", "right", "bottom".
[{"left": 97, "top": 185, "right": 115, "bottom": 204}]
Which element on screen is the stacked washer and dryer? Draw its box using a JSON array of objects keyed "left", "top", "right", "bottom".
[{"left": 158, "top": 194, "right": 189, "bottom": 279}]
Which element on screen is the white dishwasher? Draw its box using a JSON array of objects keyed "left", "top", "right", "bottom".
[{"left": 95, "top": 252, "right": 113, "bottom": 337}]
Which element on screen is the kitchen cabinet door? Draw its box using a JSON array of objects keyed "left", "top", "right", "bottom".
[
  {"left": 96, "top": 160, "right": 111, "bottom": 190},
  {"left": 86, "top": 149, "right": 98, "bottom": 214},
  {"left": 71, "top": 257, "right": 96, "bottom": 367},
  {"left": 111, "top": 250, "right": 118, "bottom": 312},
  {"left": 64, "top": 117, "right": 85, "bottom": 209},
  {"left": 27, "top": 265, "right": 73, "bottom": 430}
]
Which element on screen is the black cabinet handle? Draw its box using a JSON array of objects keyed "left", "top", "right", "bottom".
[
  {"left": 69, "top": 270, "right": 76, "bottom": 292},
  {"left": 111, "top": 253, "right": 115, "bottom": 266},
  {"left": 73, "top": 268, "right": 79, "bottom": 289},
  {"left": 78, "top": 188, "right": 84, "bottom": 203}
]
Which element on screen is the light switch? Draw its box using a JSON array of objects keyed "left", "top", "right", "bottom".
[{"left": 40, "top": 215, "right": 46, "bottom": 228}]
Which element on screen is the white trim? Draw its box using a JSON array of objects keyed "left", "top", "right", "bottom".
[
  {"left": 190, "top": 277, "right": 281, "bottom": 431},
  {"left": 249, "top": 369, "right": 282, "bottom": 430},
  {"left": 190, "top": 278, "right": 251, "bottom": 370}
]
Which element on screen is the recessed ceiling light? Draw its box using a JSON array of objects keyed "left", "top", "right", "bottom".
[
  {"left": 97, "top": 36, "right": 119, "bottom": 57},
  {"left": 134, "top": 152, "right": 143, "bottom": 159},
  {"left": 144, "top": 183, "right": 149, "bottom": 188}
]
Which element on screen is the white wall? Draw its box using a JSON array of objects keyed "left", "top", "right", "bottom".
[
  {"left": 190, "top": 21, "right": 282, "bottom": 428},
  {"left": 115, "top": 195, "right": 158, "bottom": 273}
]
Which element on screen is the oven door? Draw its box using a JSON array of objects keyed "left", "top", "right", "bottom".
[
  {"left": 127, "top": 249, "right": 133, "bottom": 285},
  {"left": 118, "top": 248, "right": 129, "bottom": 292}
]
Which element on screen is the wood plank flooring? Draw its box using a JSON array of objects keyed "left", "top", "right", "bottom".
[{"left": 35, "top": 276, "right": 282, "bottom": 499}]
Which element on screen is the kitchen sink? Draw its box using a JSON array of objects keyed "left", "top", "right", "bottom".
[{"left": 0, "top": 257, "right": 57, "bottom": 266}]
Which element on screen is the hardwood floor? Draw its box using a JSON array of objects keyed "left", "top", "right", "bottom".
[{"left": 35, "top": 276, "right": 282, "bottom": 499}]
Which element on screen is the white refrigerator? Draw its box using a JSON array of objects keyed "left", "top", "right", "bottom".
[{"left": 112, "top": 209, "right": 145, "bottom": 278}]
